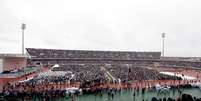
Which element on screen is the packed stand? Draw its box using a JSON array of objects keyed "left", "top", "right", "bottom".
[{"left": 26, "top": 48, "right": 161, "bottom": 60}]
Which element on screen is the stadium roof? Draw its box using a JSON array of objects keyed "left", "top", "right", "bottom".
[{"left": 26, "top": 48, "right": 161, "bottom": 53}]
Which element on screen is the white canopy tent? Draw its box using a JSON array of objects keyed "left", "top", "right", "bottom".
[{"left": 160, "top": 72, "right": 196, "bottom": 80}]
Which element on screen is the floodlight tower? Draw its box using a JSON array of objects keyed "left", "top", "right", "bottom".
[
  {"left": 21, "top": 23, "right": 26, "bottom": 54},
  {"left": 162, "top": 33, "right": 165, "bottom": 57}
]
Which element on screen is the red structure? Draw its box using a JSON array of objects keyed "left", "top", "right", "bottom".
[{"left": 0, "top": 54, "right": 28, "bottom": 73}]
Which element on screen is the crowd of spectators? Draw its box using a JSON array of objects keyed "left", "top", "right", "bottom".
[
  {"left": 3, "top": 81, "right": 201, "bottom": 101},
  {"left": 1, "top": 82, "right": 67, "bottom": 101},
  {"left": 26, "top": 48, "right": 161, "bottom": 60},
  {"left": 0, "top": 63, "right": 181, "bottom": 101},
  {"left": 160, "top": 61, "right": 201, "bottom": 68},
  {"left": 26, "top": 48, "right": 201, "bottom": 69},
  {"left": 52, "top": 64, "right": 181, "bottom": 84},
  {"left": 2, "top": 48, "right": 199, "bottom": 100},
  {"left": 27, "top": 73, "right": 72, "bottom": 85},
  {"left": 150, "top": 94, "right": 201, "bottom": 101},
  {"left": 106, "top": 64, "right": 181, "bottom": 82},
  {"left": 53, "top": 64, "right": 108, "bottom": 84}
]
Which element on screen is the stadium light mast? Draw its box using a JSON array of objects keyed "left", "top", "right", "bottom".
[
  {"left": 21, "top": 23, "right": 26, "bottom": 54},
  {"left": 162, "top": 33, "right": 165, "bottom": 57}
]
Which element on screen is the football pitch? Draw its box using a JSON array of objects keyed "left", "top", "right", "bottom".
[{"left": 59, "top": 88, "right": 201, "bottom": 101}]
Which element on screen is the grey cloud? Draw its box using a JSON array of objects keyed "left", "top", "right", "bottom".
[{"left": 0, "top": 0, "right": 201, "bottom": 57}]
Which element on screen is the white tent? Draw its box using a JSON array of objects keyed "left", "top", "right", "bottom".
[{"left": 160, "top": 72, "right": 196, "bottom": 80}]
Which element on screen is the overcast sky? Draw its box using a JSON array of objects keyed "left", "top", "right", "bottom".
[{"left": 0, "top": 0, "right": 200, "bottom": 57}]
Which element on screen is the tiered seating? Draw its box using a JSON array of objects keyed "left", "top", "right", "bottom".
[{"left": 26, "top": 48, "right": 161, "bottom": 60}]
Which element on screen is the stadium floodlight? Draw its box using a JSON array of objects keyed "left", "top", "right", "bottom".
[
  {"left": 21, "top": 23, "right": 26, "bottom": 54},
  {"left": 162, "top": 33, "right": 165, "bottom": 57}
]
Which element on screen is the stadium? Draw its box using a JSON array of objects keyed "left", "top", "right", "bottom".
[
  {"left": 1, "top": 0, "right": 201, "bottom": 100},
  {"left": 0, "top": 48, "right": 201, "bottom": 101}
]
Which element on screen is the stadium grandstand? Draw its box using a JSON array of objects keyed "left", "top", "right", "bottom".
[
  {"left": 26, "top": 48, "right": 201, "bottom": 68},
  {"left": 26, "top": 48, "right": 178, "bottom": 83},
  {"left": 26, "top": 48, "right": 161, "bottom": 66},
  {"left": 27, "top": 48, "right": 201, "bottom": 68},
  {"left": 1, "top": 48, "right": 201, "bottom": 101}
]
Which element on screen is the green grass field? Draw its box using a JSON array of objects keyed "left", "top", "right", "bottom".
[{"left": 57, "top": 88, "right": 201, "bottom": 101}]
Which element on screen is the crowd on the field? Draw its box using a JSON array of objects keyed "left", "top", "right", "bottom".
[
  {"left": 1, "top": 82, "right": 68, "bottom": 101},
  {"left": 0, "top": 63, "right": 182, "bottom": 97},
  {"left": 150, "top": 94, "right": 201, "bottom": 101},
  {"left": 53, "top": 64, "right": 108, "bottom": 85},
  {"left": 106, "top": 64, "right": 181, "bottom": 83},
  {"left": 2, "top": 81, "right": 201, "bottom": 101},
  {"left": 52, "top": 64, "right": 181, "bottom": 84}
]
